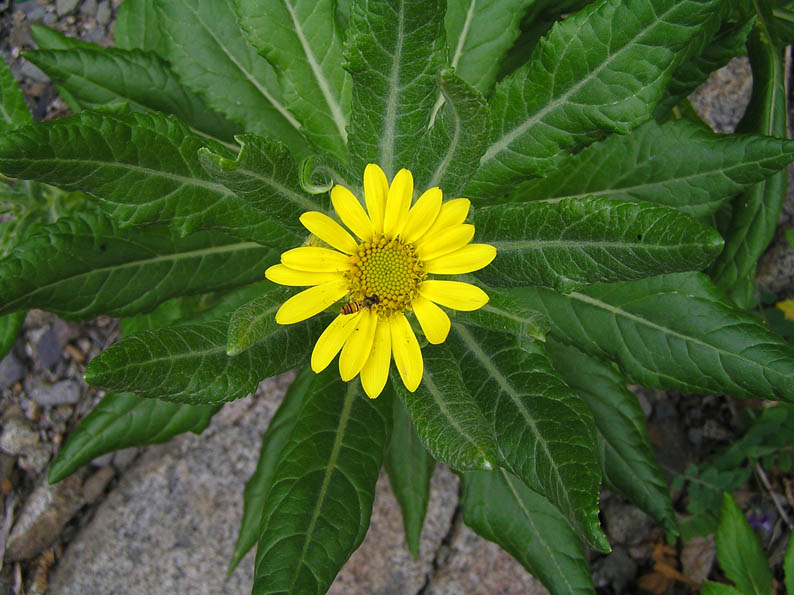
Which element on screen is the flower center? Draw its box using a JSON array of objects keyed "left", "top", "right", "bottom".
[{"left": 345, "top": 234, "right": 425, "bottom": 317}]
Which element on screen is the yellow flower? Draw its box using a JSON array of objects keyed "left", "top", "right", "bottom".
[{"left": 265, "top": 164, "right": 496, "bottom": 398}]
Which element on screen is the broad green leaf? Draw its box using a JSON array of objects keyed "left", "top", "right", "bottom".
[
  {"left": 462, "top": 470, "right": 595, "bottom": 595},
  {"left": 710, "top": 26, "right": 788, "bottom": 309},
  {"left": 0, "top": 109, "right": 298, "bottom": 245},
  {"left": 413, "top": 69, "right": 490, "bottom": 197},
  {"left": 345, "top": 0, "right": 446, "bottom": 178},
  {"left": 785, "top": 533, "right": 794, "bottom": 594},
  {"left": 701, "top": 583, "right": 744, "bottom": 595},
  {"left": 229, "top": 367, "right": 312, "bottom": 574},
  {"left": 198, "top": 133, "right": 326, "bottom": 237},
  {"left": 0, "top": 312, "right": 25, "bottom": 360},
  {"left": 48, "top": 392, "right": 220, "bottom": 484},
  {"left": 472, "top": 197, "right": 724, "bottom": 292},
  {"left": 394, "top": 341, "right": 498, "bottom": 472},
  {"left": 113, "top": 0, "right": 169, "bottom": 56},
  {"left": 546, "top": 339, "right": 676, "bottom": 534},
  {"left": 0, "top": 58, "right": 32, "bottom": 131},
  {"left": 154, "top": 0, "right": 310, "bottom": 156},
  {"left": 459, "top": 283, "right": 550, "bottom": 342},
  {"left": 30, "top": 24, "right": 98, "bottom": 50},
  {"left": 227, "top": 289, "right": 292, "bottom": 356},
  {"left": 510, "top": 119, "right": 794, "bottom": 217},
  {"left": 447, "top": 324, "right": 607, "bottom": 552},
  {"left": 253, "top": 370, "right": 392, "bottom": 594},
  {"left": 443, "top": 0, "right": 534, "bottom": 95},
  {"left": 84, "top": 315, "right": 325, "bottom": 404},
  {"left": 234, "top": 0, "right": 350, "bottom": 161},
  {"left": 384, "top": 393, "right": 434, "bottom": 558},
  {"left": 467, "top": 0, "right": 720, "bottom": 199},
  {"left": 24, "top": 47, "right": 240, "bottom": 143},
  {"left": 0, "top": 211, "right": 276, "bottom": 319},
  {"left": 519, "top": 272, "right": 794, "bottom": 402},
  {"left": 714, "top": 492, "right": 773, "bottom": 595}
]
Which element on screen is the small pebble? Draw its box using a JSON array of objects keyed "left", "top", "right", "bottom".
[
  {"left": 96, "top": 0, "right": 111, "bottom": 26},
  {"left": 19, "top": 443, "right": 51, "bottom": 475},
  {"left": 0, "top": 352, "right": 25, "bottom": 391},
  {"left": 80, "top": 0, "right": 96, "bottom": 14},
  {"left": 82, "top": 466, "right": 114, "bottom": 503},
  {"left": 0, "top": 416, "right": 40, "bottom": 456},
  {"left": 112, "top": 447, "right": 139, "bottom": 471},
  {"left": 91, "top": 453, "right": 113, "bottom": 467},
  {"left": 35, "top": 327, "right": 61, "bottom": 369},
  {"left": 56, "top": 0, "right": 80, "bottom": 16},
  {"left": 42, "top": 12, "right": 57, "bottom": 25},
  {"left": 30, "top": 379, "right": 81, "bottom": 406}
]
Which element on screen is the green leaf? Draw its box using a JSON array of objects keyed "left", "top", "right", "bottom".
[
  {"left": 48, "top": 392, "right": 219, "bottom": 484},
  {"left": 229, "top": 367, "right": 313, "bottom": 574},
  {"left": 467, "top": 0, "right": 720, "bottom": 199},
  {"left": 710, "top": 26, "right": 788, "bottom": 309},
  {"left": 30, "top": 24, "right": 98, "bottom": 51},
  {"left": 0, "top": 211, "right": 276, "bottom": 319},
  {"left": 384, "top": 393, "right": 434, "bottom": 558},
  {"left": 0, "top": 312, "right": 25, "bottom": 360},
  {"left": 345, "top": 0, "right": 446, "bottom": 178},
  {"left": 519, "top": 272, "right": 794, "bottom": 402},
  {"left": 472, "top": 197, "right": 724, "bottom": 292},
  {"left": 701, "top": 583, "right": 744, "bottom": 595},
  {"left": 447, "top": 324, "right": 607, "bottom": 552},
  {"left": 84, "top": 314, "right": 326, "bottom": 404},
  {"left": 714, "top": 492, "right": 773, "bottom": 595},
  {"left": 23, "top": 47, "right": 240, "bottom": 143},
  {"left": 459, "top": 283, "right": 550, "bottom": 342},
  {"left": 393, "top": 341, "right": 498, "bottom": 472},
  {"left": 413, "top": 69, "right": 490, "bottom": 197},
  {"left": 461, "top": 470, "right": 595, "bottom": 595},
  {"left": 154, "top": 0, "right": 310, "bottom": 156},
  {"left": 0, "top": 58, "right": 32, "bottom": 131},
  {"left": 234, "top": 0, "right": 350, "bottom": 161},
  {"left": 444, "top": 0, "right": 535, "bottom": 95},
  {"left": 546, "top": 339, "right": 676, "bottom": 534},
  {"left": 509, "top": 119, "right": 794, "bottom": 217},
  {"left": 253, "top": 370, "right": 392, "bottom": 594},
  {"left": 0, "top": 109, "right": 298, "bottom": 245},
  {"left": 113, "top": 0, "right": 169, "bottom": 56},
  {"left": 785, "top": 532, "right": 794, "bottom": 595},
  {"left": 198, "top": 133, "right": 326, "bottom": 237},
  {"left": 227, "top": 289, "right": 293, "bottom": 356}
]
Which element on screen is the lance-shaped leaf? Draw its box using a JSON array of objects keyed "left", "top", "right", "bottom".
[
  {"left": 510, "top": 119, "right": 794, "bottom": 217},
  {"left": 413, "top": 69, "right": 490, "bottom": 197},
  {"left": 48, "top": 392, "right": 220, "bottom": 484},
  {"left": 467, "top": 0, "right": 719, "bottom": 199},
  {"left": 546, "top": 339, "right": 676, "bottom": 534},
  {"left": 345, "top": 0, "right": 446, "bottom": 178},
  {"left": 447, "top": 324, "right": 607, "bottom": 552},
  {"left": 462, "top": 470, "right": 595, "bottom": 595},
  {"left": 459, "top": 283, "right": 550, "bottom": 342},
  {"left": 253, "top": 371, "right": 392, "bottom": 594},
  {"left": 394, "top": 342, "right": 498, "bottom": 472},
  {"left": 0, "top": 58, "right": 32, "bottom": 130},
  {"left": 24, "top": 47, "right": 240, "bottom": 143},
  {"left": 711, "top": 26, "right": 788, "bottom": 309},
  {"left": 234, "top": 0, "right": 350, "bottom": 161},
  {"left": 0, "top": 312, "right": 25, "bottom": 361},
  {"left": 154, "top": 0, "right": 310, "bottom": 156},
  {"left": 443, "top": 0, "right": 535, "bottom": 95},
  {"left": 198, "top": 133, "right": 325, "bottom": 237},
  {"left": 229, "top": 367, "right": 312, "bottom": 574},
  {"left": 113, "top": 0, "right": 169, "bottom": 56},
  {"left": 384, "top": 393, "right": 434, "bottom": 558},
  {"left": 227, "top": 288, "right": 293, "bottom": 356},
  {"left": 519, "top": 272, "right": 794, "bottom": 402},
  {"left": 0, "top": 211, "right": 275, "bottom": 319},
  {"left": 0, "top": 109, "right": 299, "bottom": 245},
  {"left": 84, "top": 315, "right": 326, "bottom": 404},
  {"left": 472, "top": 197, "right": 724, "bottom": 293}
]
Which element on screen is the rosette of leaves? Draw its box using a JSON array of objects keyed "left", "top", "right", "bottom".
[{"left": 2, "top": 0, "right": 794, "bottom": 592}]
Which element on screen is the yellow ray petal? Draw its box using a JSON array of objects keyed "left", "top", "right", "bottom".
[
  {"left": 311, "top": 312, "right": 361, "bottom": 372},
  {"left": 299, "top": 211, "right": 359, "bottom": 254},
  {"left": 339, "top": 308, "right": 378, "bottom": 381},
  {"left": 331, "top": 184, "right": 373, "bottom": 240},
  {"left": 281, "top": 246, "right": 351, "bottom": 272},
  {"left": 364, "top": 163, "right": 389, "bottom": 234},
  {"left": 412, "top": 295, "right": 450, "bottom": 344},
  {"left": 360, "top": 320, "right": 392, "bottom": 398},
  {"left": 265, "top": 264, "right": 343, "bottom": 286},
  {"left": 416, "top": 198, "right": 470, "bottom": 243},
  {"left": 390, "top": 313, "right": 423, "bottom": 391},
  {"left": 415, "top": 224, "right": 475, "bottom": 261},
  {"left": 401, "top": 187, "right": 442, "bottom": 244},
  {"left": 424, "top": 244, "right": 496, "bottom": 275},
  {"left": 419, "top": 280, "right": 489, "bottom": 311},
  {"left": 383, "top": 169, "right": 413, "bottom": 237},
  {"left": 275, "top": 279, "right": 349, "bottom": 324}
]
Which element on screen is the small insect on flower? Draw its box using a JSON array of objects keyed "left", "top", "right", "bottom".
[{"left": 340, "top": 295, "right": 379, "bottom": 315}]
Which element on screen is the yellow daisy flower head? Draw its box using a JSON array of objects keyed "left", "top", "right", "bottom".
[{"left": 265, "top": 164, "right": 496, "bottom": 398}]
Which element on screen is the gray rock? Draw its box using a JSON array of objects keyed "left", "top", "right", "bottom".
[
  {"left": 56, "top": 0, "right": 80, "bottom": 16},
  {"left": 18, "top": 443, "right": 51, "bottom": 475},
  {"left": 35, "top": 327, "right": 61, "bottom": 369},
  {"left": 96, "top": 0, "right": 111, "bottom": 26},
  {"left": 90, "top": 453, "right": 113, "bottom": 468},
  {"left": 82, "top": 466, "right": 115, "bottom": 503},
  {"left": 689, "top": 57, "right": 752, "bottom": 134},
  {"left": 111, "top": 446, "right": 138, "bottom": 470},
  {"left": 42, "top": 11, "right": 58, "bottom": 25},
  {"left": 19, "top": 61, "right": 50, "bottom": 84},
  {"left": 79, "top": 0, "right": 96, "bottom": 15},
  {"left": 592, "top": 546, "right": 637, "bottom": 594},
  {"left": 6, "top": 473, "right": 84, "bottom": 561},
  {"left": 0, "top": 416, "right": 39, "bottom": 456},
  {"left": 602, "top": 499, "right": 654, "bottom": 546},
  {"left": 0, "top": 351, "right": 25, "bottom": 390},
  {"left": 29, "top": 379, "right": 81, "bottom": 406}
]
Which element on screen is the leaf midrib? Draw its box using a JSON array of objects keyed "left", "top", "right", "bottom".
[
  {"left": 380, "top": 0, "right": 406, "bottom": 176},
  {"left": 488, "top": 239, "right": 709, "bottom": 251}
]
